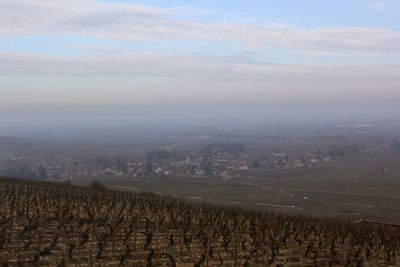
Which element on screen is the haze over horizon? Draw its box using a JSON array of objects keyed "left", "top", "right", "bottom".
[{"left": 1, "top": 0, "right": 399, "bottom": 129}]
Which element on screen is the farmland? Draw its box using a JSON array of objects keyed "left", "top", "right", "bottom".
[
  {"left": 2, "top": 125, "right": 400, "bottom": 225},
  {"left": 1, "top": 177, "right": 400, "bottom": 266},
  {"left": 76, "top": 152, "right": 400, "bottom": 224}
]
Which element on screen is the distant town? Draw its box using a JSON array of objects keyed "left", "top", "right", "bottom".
[{"left": 1, "top": 139, "right": 391, "bottom": 181}]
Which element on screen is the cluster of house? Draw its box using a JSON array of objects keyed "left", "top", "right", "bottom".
[
  {"left": 1, "top": 136, "right": 390, "bottom": 181},
  {"left": 268, "top": 151, "right": 332, "bottom": 169},
  {"left": 31, "top": 150, "right": 334, "bottom": 181}
]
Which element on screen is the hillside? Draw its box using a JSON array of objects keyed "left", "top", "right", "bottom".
[{"left": 0, "top": 177, "right": 399, "bottom": 266}]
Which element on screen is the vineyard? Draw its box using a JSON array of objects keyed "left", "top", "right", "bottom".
[{"left": 0, "top": 177, "right": 399, "bottom": 266}]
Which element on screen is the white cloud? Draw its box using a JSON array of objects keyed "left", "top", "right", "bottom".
[
  {"left": 1, "top": 51, "right": 399, "bottom": 105},
  {"left": 0, "top": 0, "right": 399, "bottom": 54}
]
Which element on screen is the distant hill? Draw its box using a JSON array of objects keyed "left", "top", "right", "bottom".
[{"left": 0, "top": 176, "right": 399, "bottom": 266}]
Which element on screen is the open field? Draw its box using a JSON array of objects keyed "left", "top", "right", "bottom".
[
  {"left": 73, "top": 152, "right": 400, "bottom": 224},
  {"left": 2, "top": 131, "right": 400, "bottom": 224}
]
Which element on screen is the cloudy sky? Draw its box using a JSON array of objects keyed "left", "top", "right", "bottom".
[{"left": 0, "top": 0, "right": 399, "bottom": 126}]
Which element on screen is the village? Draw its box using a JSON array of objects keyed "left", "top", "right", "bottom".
[
  {"left": 1, "top": 138, "right": 388, "bottom": 182},
  {"left": 26, "top": 145, "right": 335, "bottom": 181}
]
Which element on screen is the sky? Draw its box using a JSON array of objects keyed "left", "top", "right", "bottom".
[{"left": 0, "top": 0, "right": 400, "bottom": 128}]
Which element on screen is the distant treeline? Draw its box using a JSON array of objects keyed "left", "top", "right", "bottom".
[
  {"left": 146, "top": 150, "right": 177, "bottom": 160},
  {"left": 146, "top": 142, "right": 246, "bottom": 160},
  {"left": 391, "top": 142, "right": 400, "bottom": 152},
  {"left": 94, "top": 157, "right": 128, "bottom": 173},
  {"left": 0, "top": 164, "right": 47, "bottom": 180},
  {"left": 327, "top": 144, "right": 361, "bottom": 158},
  {"left": 200, "top": 142, "right": 245, "bottom": 155}
]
